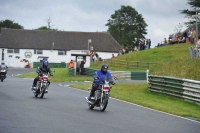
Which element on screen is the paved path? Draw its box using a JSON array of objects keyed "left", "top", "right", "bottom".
[{"left": 0, "top": 68, "right": 199, "bottom": 133}]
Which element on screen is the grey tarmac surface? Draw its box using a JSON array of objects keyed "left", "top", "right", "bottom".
[{"left": 0, "top": 68, "right": 200, "bottom": 133}]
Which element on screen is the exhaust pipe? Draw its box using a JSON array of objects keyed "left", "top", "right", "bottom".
[{"left": 85, "top": 97, "right": 94, "bottom": 105}]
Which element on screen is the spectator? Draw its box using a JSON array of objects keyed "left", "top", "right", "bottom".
[
  {"left": 178, "top": 36, "right": 186, "bottom": 44},
  {"left": 112, "top": 54, "right": 115, "bottom": 58},
  {"left": 80, "top": 59, "right": 85, "bottom": 75},
  {"left": 68, "top": 60, "right": 74, "bottom": 68},
  {"left": 196, "top": 36, "right": 200, "bottom": 48},
  {"left": 191, "top": 28, "right": 196, "bottom": 44},
  {"left": 145, "top": 39, "right": 149, "bottom": 49},
  {"left": 149, "top": 39, "right": 151, "bottom": 49}
]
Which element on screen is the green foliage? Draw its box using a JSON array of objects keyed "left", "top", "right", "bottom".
[
  {"left": 105, "top": 5, "right": 148, "bottom": 47},
  {"left": 71, "top": 83, "right": 200, "bottom": 121},
  {"left": 37, "top": 26, "right": 50, "bottom": 30},
  {"left": 0, "top": 19, "right": 24, "bottom": 31},
  {"left": 180, "top": 0, "right": 200, "bottom": 26}
]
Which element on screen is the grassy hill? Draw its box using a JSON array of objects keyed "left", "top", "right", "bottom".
[{"left": 91, "top": 43, "right": 200, "bottom": 80}]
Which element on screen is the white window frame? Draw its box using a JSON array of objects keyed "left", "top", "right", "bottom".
[
  {"left": 7, "top": 49, "right": 20, "bottom": 54},
  {"left": 34, "top": 49, "right": 43, "bottom": 55},
  {"left": 58, "top": 50, "right": 66, "bottom": 55}
]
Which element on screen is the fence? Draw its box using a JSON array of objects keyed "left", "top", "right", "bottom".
[
  {"left": 94, "top": 59, "right": 157, "bottom": 70},
  {"left": 82, "top": 68, "right": 148, "bottom": 80},
  {"left": 148, "top": 75, "right": 200, "bottom": 104},
  {"left": 189, "top": 46, "right": 200, "bottom": 59}
]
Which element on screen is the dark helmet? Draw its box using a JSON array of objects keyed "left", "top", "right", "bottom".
[
  {"left": 42, "top": 59, "right": 48, "bottom": 67},
  {"left": 101, "top": 64, "right": 108, "bottom": 73},
  {"left": 1, "top": 62, "right": 5, "bottom": 65}
]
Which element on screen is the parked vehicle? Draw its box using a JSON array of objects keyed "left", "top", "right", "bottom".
[
  {"left": 32, "top": 73, "right": 52, "bottom": 98},
  {"left": 85, "top": 76, "right": 115, "bottom": 112}
]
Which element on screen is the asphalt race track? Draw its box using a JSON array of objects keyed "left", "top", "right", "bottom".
[{"left": 0, "top": 68, "right": 200, "bottom": 133}]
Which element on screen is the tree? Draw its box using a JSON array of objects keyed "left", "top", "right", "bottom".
[
  {"left": 46, "top": 17, "right": 54, "bottom": 29},
  {"left": 174, "top": 23, "right": 183, "bottom": 34},
  {"left": 0, "top": 19, "right": 24, "bottom": 31},
  {"left": 180, "top": 0, "right": 200, "bottom": 26},
  {"left": 105, "top": 5, "right": 148, "bottom": 47},
  {"left": 37, "top": 26, "right": 50, "bottom": 30},
  {"left": 36, "top": 17, "right": 57, "bottom": 30}
]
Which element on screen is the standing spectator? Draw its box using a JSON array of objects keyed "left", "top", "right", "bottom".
[
  {"left": 68, "top": 60, "right": 74, "bottom": 68},
  {"left": 164, "top": 38, "right": 167, "bottom": 45},
  {"left": 149, "top": 39, "right": 151, "bottom": 49},
  {"left": 145, "top": 39, "right": 149, "bottom": 49},
  {"left": 80, "top": 59, "right": 85, "bottom": 75},
  {"left": 95, "top": 52, "right": 99, "bottom": 61},
  {"left": 191, "top": 28, "right": 196, "bottom": 44},
  {"left": 187, "top": 29, "right": 191, "bottom": 43},
  {"left": 183, "top": 31, "right": 187, "bottom": 43}
]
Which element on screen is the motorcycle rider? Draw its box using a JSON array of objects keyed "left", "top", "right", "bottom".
[
  {"left": 88, "top": 64, "right": 115, "bottom": 101},
  {"left": 32, "top": 59, "right": 53, "bottom": 92},
  {"left": 0, "top": 62, "right": 8, "bottom": 77}
]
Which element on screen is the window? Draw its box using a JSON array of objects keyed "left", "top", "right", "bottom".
[
  {"left": 58, "top": 50, "right": 66, "bottom": 55},
  {"left": 34, "top": 49, "right": 43, "bottom": 55},
  {"left": 7, "top": 49, "right": 20, "bottom": 53}
]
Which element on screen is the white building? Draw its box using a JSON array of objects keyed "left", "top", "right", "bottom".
[{"left": 0, "top": 28, "right": 121, "bottom": 68}]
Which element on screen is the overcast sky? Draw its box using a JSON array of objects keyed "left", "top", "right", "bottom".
[{"left": 0, "top": 0, "right": 191, "bottom": 48}]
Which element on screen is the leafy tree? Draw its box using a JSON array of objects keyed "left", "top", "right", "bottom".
[
  {"left": 0, "top": 19, "right": 24, "bottom": 31},
  {"left": 105, "top": 5, "right": 148, "bottom": 47},
  {"left": 180, "top": 0, "right": 200, "bottom": 26}
]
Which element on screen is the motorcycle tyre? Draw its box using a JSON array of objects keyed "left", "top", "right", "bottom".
[
  {"left": 40, "top": 88, "right": 45, "bottom": 98},
  {"left": 100, "top": 99, "right": 108, "bottom": 112},
  {"left": 1, "top": 78, "right": 3, "bottom": 82}
]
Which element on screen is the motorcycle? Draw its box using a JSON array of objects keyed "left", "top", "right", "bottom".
[
  {"left": 85, "top": 76, "right": 115, "bottom": 112},
  {"left": 32, "top": 73, "right": 52, "bottom": 98},
  {"left": 0, "top": 68, "right": 7, "bottom": 82}
]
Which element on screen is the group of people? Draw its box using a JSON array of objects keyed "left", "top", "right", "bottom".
[
  {"left": 138, "top": 39, "right": 151, "bottom": 50},
  {"left": 68, "top": 59, "right": 86, "bottom": 75},
  {"left": 157, "top": 28, "right": 197, "bottom": 47}
]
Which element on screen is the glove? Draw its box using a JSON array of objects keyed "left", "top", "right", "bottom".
[
  {"left": 94, "top": 77, "right": 99, "bottom": 80},
  {"left": 110, "top": 81, "right": 115, "bottom": 85}
]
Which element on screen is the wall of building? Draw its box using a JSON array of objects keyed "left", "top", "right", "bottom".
[{"left": 0, "top": 48, "right": 118, "bottom": 68}]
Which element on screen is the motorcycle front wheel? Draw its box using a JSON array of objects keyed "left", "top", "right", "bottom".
[
  {"left": 40, "top": 88, "right": 45, "bottom": 98},
  {"left": 99, "top": 99, "right": 108, "bottom": 112}
]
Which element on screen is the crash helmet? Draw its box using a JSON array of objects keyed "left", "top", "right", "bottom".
[
  {"left": 101, "top": 64, "right": 108, "bottom": 73},
  {"left": 42, "top": 59, "right": 48, "bottom": 67}
]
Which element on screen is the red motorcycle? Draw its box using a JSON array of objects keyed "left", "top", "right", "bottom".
[
  {"left": 32, "top": 73, "right": 52, "bottom": 98},
  {"left": 85, "top": 76, "right": 115, "bottom": 112}
]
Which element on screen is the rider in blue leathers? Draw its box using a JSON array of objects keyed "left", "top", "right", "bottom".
[{"left": 88, "top": 64, "right": 115, "bottom": 100}]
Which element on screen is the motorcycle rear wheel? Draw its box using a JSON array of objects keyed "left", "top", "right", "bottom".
[{"left": 1, "top": 78, "right": 3, "bottom": 82}]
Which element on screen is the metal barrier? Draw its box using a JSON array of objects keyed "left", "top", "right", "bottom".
[
  {"left": 148, "top": 75, "right": 200, "bottom": 104},
  {"left": 83, "top": 68, "right": 147, "bottom": 80}
]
